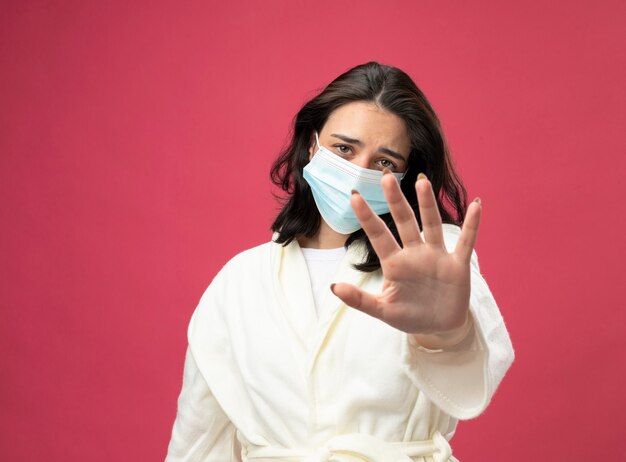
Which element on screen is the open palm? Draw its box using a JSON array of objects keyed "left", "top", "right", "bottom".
[{"left": 331, "top": 172, "right": 481, "bottom": 341}]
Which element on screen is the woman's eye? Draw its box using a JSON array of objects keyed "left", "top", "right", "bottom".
[
  {"left": 335, "top": 145, "right": 351, "bottom": 155},
  {"left": 378, "top": 159, "right": 396, "bottom": 170}
]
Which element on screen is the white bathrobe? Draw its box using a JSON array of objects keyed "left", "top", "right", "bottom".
[{"left": 166, "top": 224, "right": 514, "bottom": 462}]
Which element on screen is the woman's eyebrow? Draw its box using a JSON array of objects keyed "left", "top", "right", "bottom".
[
  {"left": 330, "top": 133, "right": 407, "bottom": 163},
  {"left": 330, "top": 133, "right": 362, "bottom": 145},
  {"left": 379, "top": 147, "right": 407, "bottom": 163}
]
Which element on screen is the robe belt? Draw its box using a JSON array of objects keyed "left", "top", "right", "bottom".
[{"left": 243, "top": 431, "right": 452, "bottom": 462}]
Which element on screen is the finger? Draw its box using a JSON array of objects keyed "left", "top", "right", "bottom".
[
  {"left": 351, "top": 190, "right": 401, "bottom": 260},
  {"left": 455, "top": 198, "right": 482, "bottom": 264},
  {"left": 331, "top": 282, "right": 383, "bottom": 320},
  {"left": 381, "top": 170, "right": 423, "bottom": 247},
  {"left": 415, "top": 174, "right": 445, "bottom": 248}
]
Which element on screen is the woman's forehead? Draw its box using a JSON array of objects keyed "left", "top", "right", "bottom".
[{"left": 323, "top": 101, "right": 410, "bottom": 151}]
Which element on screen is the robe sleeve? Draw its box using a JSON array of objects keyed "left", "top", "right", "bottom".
[
  {"left": 165, "top": 346, "right": 242, "bottom": 462},
  {"left": 401, "top": 224, "right": 515, "bottom": 420}
]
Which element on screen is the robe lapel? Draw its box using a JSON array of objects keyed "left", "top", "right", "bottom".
[
  {"left": 271, "top": 238, "right": 373, "bottom": 373},
  {"left": 306, "top": 241, "right": 371, "bottom": 374},
  {"left": 271, "top": 238, "right": 318, "bottom": 354}
]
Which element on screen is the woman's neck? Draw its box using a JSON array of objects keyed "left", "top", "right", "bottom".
[{"left": 298, "top": 220, "right": 349, "bottom": 249}]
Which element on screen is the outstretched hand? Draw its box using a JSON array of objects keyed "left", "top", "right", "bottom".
[{"left": 330, "top": 172, "right": 481, "bottom": 349}]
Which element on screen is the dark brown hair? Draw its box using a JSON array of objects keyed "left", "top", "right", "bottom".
[{"left": 270, "top": 62, "right": 467, "bottom": 272}]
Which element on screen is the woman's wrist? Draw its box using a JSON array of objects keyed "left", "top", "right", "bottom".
[{"left": 410, "top": 309, "right": 474, "bottom": 351}]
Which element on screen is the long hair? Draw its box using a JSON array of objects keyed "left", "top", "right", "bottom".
[{"left": 270, "top": 62, "right": 467, "bottom": 272}]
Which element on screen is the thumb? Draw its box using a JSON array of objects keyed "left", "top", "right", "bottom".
[{"left": 331, "top": 283, "right": 383, "bottom": 320}]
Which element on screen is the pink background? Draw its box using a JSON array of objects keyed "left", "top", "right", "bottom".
[{"left": 1, "top": 1, "right": 625, "bottom": 460}]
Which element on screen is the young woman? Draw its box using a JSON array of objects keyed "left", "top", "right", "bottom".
[{"left": 166, "top": 62, "right": 514, "bottom": 462}]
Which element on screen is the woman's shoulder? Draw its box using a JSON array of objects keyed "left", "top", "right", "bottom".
[
  {"left": 441, "top": 222, "right": 480, "bottom": 270},
  {"left": 193, "top": 239, "right": 276, "bottom": 312},
  {"left": 441, "top": 222, "right": 462, "bottom": 234},
  {"left": 211, "top": 239, "right": 277, "bottom": 283},
  {"left": 440, "top": 223, "right": 462, "bottom": 251},
  {"left": 225, "top": 239, "right": 274, "bottom": 266}
]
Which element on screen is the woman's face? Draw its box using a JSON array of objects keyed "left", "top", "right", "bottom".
[{"left": 311, "top": 101, "right": 411, "bottom": 174}]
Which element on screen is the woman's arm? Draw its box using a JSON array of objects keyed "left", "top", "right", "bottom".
[
  {"left": 331, "top": 173, "right": 514, "bottom": 419},
  {"left": 165, "top": 347, "right": 241, "bottom": 462},
  {"left": 402, "top": 226, "right": 514, "bottom": 419}
]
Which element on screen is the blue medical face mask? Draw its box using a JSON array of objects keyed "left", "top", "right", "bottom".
[{"left": 303, "top": 132, "right": 406, "bottom": 234}]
